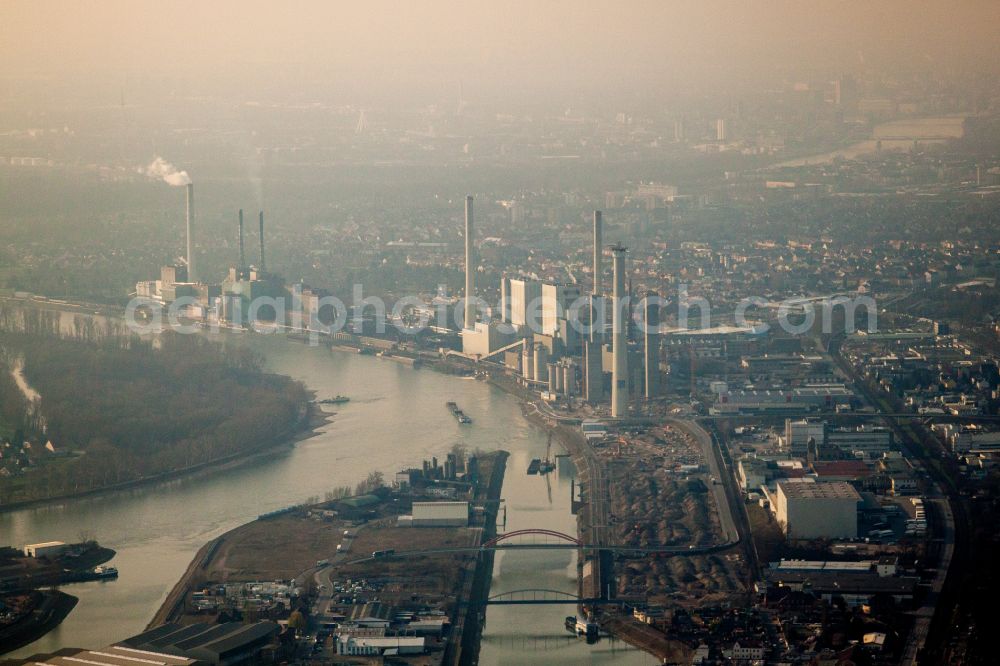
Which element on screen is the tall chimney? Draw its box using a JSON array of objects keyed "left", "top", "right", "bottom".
[
  {"left": 185, "top": 183, "right": 196, "bottom": 283},
  {"left": 644, "top": 292, "right": 660, "bottom": 399},
  {"left": 589, "top": 210, "right": 605, "bottom": 343},
  {"left": 611, "top": 244, "right": 629, "bottom": 417},
  {"left": 464, "top": 195, "right": 475, "bottom": 330},
  {"left": 592, "top": 211, "right": 603, "bottom": 295},
  {"left": 258, "top": 211, "right": 266, "bottom": 273},
  {"left": 238, "top": 209, "right": 246, "bottom": 273}
]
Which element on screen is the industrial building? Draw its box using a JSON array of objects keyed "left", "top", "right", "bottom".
[
  {"left": 541, "top": 282, "right": 581, "bottom": 340},
  {"left": 219, "top": 210, "right": 285, "bottom": 322},
  {"left": 712, "top": 386, "right": 854, "bottom": 414},
  {"left": 826, "top": 425, "right": 893, "bottom": 458},
  {"left": 11, "top": 622, "right": 281, "bottom": 665},
  {"left": 950, "top": 429, "right": 1000, "bottom": 453},
  {"left": 118, "top": 621, "right": 280, "bottom": 664},
  {"left": 334, "top": 634, "right": 425, "bottom": 656},
  {"left": 504, "top": 277, "right": 542, "bottom": 329},
  {"left": 460, "top": 321, "right": 516, "bottom": 358},
  {"left": 406, "top": 501, "right": 469, "bottom": 527},
  {"left": 783, "top": 418, "right": 827, "bottom": 456},
  {"left": 5, "top": 646, "right": 198, "bottom": 666},
  {"left": 782, "top": 419, "right": 893, "bottom": 458},
  {"left": 23, "top": 541, "right": 66, "bottom": 558},
  {"left": 763, "top": 568, "right": 918, "bottom": 607},
  {"left": 771, "top": 480, "right": 860, "bottom": 539}
]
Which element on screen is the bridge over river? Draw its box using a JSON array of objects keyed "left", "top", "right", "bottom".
[{"left": 344, "top": 528, "right": 737, "bottom": 565}]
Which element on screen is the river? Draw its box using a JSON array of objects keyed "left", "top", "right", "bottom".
[{"left": 1, "top": 329, "right": 653, "bottom": 663}]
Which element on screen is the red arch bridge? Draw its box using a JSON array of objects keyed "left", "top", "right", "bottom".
[{"left": 481, "top": 528, "right": 581, "bottom": 548}]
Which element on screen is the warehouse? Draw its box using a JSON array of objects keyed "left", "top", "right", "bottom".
[
  {"left": 772, "top": 481, "right": 860, "bottom": 539},
  {"left": 334, "top": 634, "right": 425, "bottom": 656},
  {"left": 408, "top": 501, "right": 469, "bottom": 527},
  {"left": 763, "top": 570, "right": 918, "bottom": 607},
  {"left": 712, "top": 386, "right": 853, "bottom": 415},
  {"left": 118, "top": 621, "right": 280, "bottom": 664},
  {"left": 23, "top": 541, "right": 67, "bottom": 558},
  {"left": 5, "top": 645, "right": 198, "bottom": 666}
]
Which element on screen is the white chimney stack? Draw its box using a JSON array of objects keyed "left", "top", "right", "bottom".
[
  {"left": 185, "top": 183, "right": 196, "bottom": 283},
  {"left": 611, "top": 244, "right": 628, "bottom": 417},
  {"left": 464, "top": 195, "right": 475, "bottom": 330}
]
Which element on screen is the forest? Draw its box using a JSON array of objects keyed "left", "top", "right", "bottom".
[{"left": 0, "top": 307, "right": 309, "bottom": 504}]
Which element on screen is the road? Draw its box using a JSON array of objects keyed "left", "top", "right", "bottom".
[
  {"left": 830, "top": 336, "right": 958, "bottom": 666},
  {"left": 669, "top": 419, "right": 740, "bottom": 545},
  {"left": 309, "top": 528, "right": 366, "bottom": 626},
  {"left": 699, "top": 412, "right": 1000, "bottom": 424},
  {"left": 901, "top": 496, "right": 954, "bottom": 666}
]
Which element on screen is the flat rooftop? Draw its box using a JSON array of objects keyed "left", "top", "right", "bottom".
[
  {"left": 778, "top": 480, "right": 861, "bottom": 500},
  {"left": 8, "top": 645, "right": 199, "bottom": 666}
]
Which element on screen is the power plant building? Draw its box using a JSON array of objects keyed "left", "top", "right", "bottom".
[
  {"left": 461, "top": 321, "right": 514, "bottom": 358},
  {"left": 541, "top": 282, "right": 581, "bottom": 346},
  {"left": 505, "top": 277, "right": 542, "bottom": 329},
  {"left": 584, "top": 339, "right": 605, "bottom": 403}
]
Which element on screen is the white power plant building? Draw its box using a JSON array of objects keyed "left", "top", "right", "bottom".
[
  {"left": 541, "top": 283, "right": 580, "bottom": 337},
  {"left": 505, "top": 277, "right": 542, "bottom": 329},
  {"left": 773, "top": 481, "right": 860, "bottom": 540}
]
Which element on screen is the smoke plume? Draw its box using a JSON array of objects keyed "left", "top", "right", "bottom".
[{"left": 145, "top": 156, "right": 192, "bottom": 186}]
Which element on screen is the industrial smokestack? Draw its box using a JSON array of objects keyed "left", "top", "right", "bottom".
[
  {"left": 185, "top": 183, "right": 196, "bottom": 283},
  {"left": 464, "top": 195, "right": 475, "bottom": 330},
  {"left": 611, "top": 244, "right": 628, "bottom": 417},
  {"left": 590, "top": 211, "right": 604, "bottom": 343},
  {"left": 238, "top": 209, "right": 246, "bottom": 273},
  {"left": 644, "top": 292, "right": 660, "bottom": 399},
  {"left": 592, "top": 211, "right": 603, "bottom": 295},
  {"left": 258, "top": 211, "right": 266, "bottom": 272}
]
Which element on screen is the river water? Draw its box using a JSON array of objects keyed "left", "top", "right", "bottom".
[{"left": 1, "top": 330, "right": 653, "bottom": 663}]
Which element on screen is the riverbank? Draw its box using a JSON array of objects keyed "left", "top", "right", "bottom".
[
  {"left": 0, "top": 398, "right": 325, "bottom": 514},
  {"left": 0, "top": 545, "right": 116, "bottom": 592},
  {"left": 0, "top": 590, "right": 78, "bottom": 656},
  {"left": 150, "top": 450, "right": 509, "bottom": 663},
  {"left": 452, "top": 450, "right": 507, "bottom": 666},
  {"left": 0, "top": 543, "right": 116, "bottom": 657},
  {"left": 2, "top": 299, "right": 623, "bottom": 661}
]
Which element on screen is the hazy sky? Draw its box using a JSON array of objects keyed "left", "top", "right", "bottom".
[{"left": 3, "top": 1, "right": 999, "bottom": 102}]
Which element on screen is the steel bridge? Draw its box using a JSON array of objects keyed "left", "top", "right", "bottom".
[
  {"left": 342, "top": 528, "right": 737, "bottom": 565},
  {"left": 462, "top": 588, "right": 621, "bottom": 606},
  {"left": 481, "top": 528, "right": 582, "bottom": 548}
]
